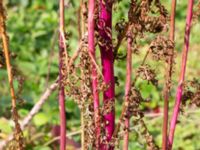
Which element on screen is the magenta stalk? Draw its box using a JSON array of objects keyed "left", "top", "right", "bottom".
[
  {"left": 59, "top": 0, "right": 66, "bottom": 150},
  {"left": 168, "top": 0, "right": 194, "bottom": 149},
  {"left": 88, "top": 0, "right": 101, "bottom": 148},
  {"left": 123, "top": 33, "right": 132, "bottom": 150},
  {"left": 98, "top": 0, "right": 115, "bottom": 148}
]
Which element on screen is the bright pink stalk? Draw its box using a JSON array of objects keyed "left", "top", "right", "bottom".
[
  {"left": 59, "top": 0, "right": 66, "bottom": 150},
  {"left": 88, "top": 0, "right": 101, "bottom": 148},
  {"left": 98, "top": 0, "right": 115, "bottom": 147},
  {"left": 168, "top": 0, "right": 193, "bottom": 149},
  {"left": 123, "top": 34, "right": 132, "bottom": 150}
]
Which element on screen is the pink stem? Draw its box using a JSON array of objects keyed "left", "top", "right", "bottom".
[
  {"left": 59, "top": 0, "right": 66, "bottom": 150},
  {"left": 98, "top": 0, "right": 115, "bottom": 148},
  {"left": 123, "top": 34, "right": 132, "bottom": 150},
  {"left": 88, "top": 0, "right": 101, "bottom": 148},
  {"left": 168, "top": 0, "right": 193, "bottom": 149}
]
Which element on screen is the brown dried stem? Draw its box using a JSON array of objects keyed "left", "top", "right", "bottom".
[
  {"left": 162, "top": 0, "right": 176, "bottom": 149},
  {"left": 0, "top": 1, "right": 24, "bottom": 149}
]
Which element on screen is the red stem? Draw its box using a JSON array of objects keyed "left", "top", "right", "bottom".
[
  {"left": 98, "top": 0, "right": 115, "bottom": 149},
  {"left": 123, "top": 33, "right": 132, "bottom": 150},
  {"left": 88, "top": 0, "right": 101, "bottom": 148},
  {"left": 59, "top": 0, "right": 66, "bottom": 150},
  {"left": 162, "top": 0, "right": 176, "bottom": 149},
  {"left": 168, "top": 0, "right": 193, "bottom": 149}
]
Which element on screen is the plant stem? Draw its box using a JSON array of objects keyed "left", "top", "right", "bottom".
[
  {"left": 0, "top": 81, "right": 58, "bottom": 149},
  {"left": 98, "top": 0, "right": 115, "bottom": 148},
  {"left": 123, "top": 31, "right": 132, "bottom": 150},
  {"left": 80, "top": 0, "right": 85, "bottom": 149},
  {"left": 162, "top": 0, "right": 176, "bottom": 149},
  {"left": 88, "top": 0, "right": 101, "bottom": 149},
  {"left": 0, "top": 1, "right": 24, "bottom": 149},
  {"left": 168, "top": 0, "right": 193, "bottom": 149},
  {"left": 59, "top": 0, "right": 66, "bottom": 149}
]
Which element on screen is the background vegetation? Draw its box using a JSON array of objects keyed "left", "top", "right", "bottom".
[{"left": 0, "top": 0, "right": 200, "bottom": 149}]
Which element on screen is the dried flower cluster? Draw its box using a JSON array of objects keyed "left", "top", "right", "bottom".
[
  {"left": 136, "top": 64, "right": 158, "bottom": 86},
  {"left": 114, "top": 0, "right": 168, "bottom": 59},
  {"left": 58, "top": 30, "right": 112, "bottom": 148},
  {"left": 108, "top": 86, "right": 159, "bottom": 149},
  {"left": 193, "top": 0, "right": 200, "bottom": 21},
  {"left": 128, "top": 0, "right": 168, "bottom": 33},
  {"left": 182, "top": 79, "right": 200, "bottom": 108},
  {"left": 149, "top": 36, "right": 174, "bottom": 62},
  {"left": 127, "top": 88, "right": 159, "bottom": 150},
  {"left": 109, "top": 0, "right": 169, "bottom": 149},
  {"left": 136, "top": 119, "right": 159, "bottom": 150}
]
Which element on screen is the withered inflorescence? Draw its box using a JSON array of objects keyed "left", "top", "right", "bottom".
[
  {"left": 149, "top": 36, "right": 174, "bottom": 63},
  {"left": 136, "top": 64, "right": 158, "bottom": 86},
  {"left": 182, "top": 79, "right": 200, "bottom": 108}
]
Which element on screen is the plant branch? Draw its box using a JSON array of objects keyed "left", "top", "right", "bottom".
[
  {"left": 168, "top": 0, "right": 194, "bottom": 149},
  {"left": 80, "top": 0, "right": 86, "bottom": 149},
  {"left": 59, "top": 0, "right": 67, "bottom": 150},
  {"left": 88, "top": 0, "right": 101, "bottom": 149},
  {"left": 123, "top": 28, "right": 133, "bottom": 150},
  {"left": 162, "top": 0, "right": 176, "bottom": 149},
  {"left": 0, "top": 1, "right": 24, "bottom": 149}
]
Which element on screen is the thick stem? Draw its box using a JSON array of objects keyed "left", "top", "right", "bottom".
[
  {"left": 59, "top": 0, "right": 66, "bottom": 150},
  {"left": 168, "top": 0, "right": 193, "bottom": 149},
  {"left": 123, "top": 33, "right": 132, "bottom": 150},
  {"left": 98, "top": 0, "right": 115, "bottom": 148},
  {"left": 88, "top": 0, "right": 101, "bottom": 149},
  {"left": 162, "top": 0, "right": 176, "bottom": 149}
]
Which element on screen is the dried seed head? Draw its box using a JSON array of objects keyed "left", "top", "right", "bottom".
[
  {"left": 182, "top": 79, "right": 200, "bottom": 108},
  {"left": 136, "top": 64, "right": 158, "bottom": 86},
  {"left": 193, "top": 0, "right": 200, "bottom": 22},
  {"left": 149, "top": 36, "right": 174, "bottom": 62},
  {"left": 128, "top": 0, "right": 168, "bottom": 34},
  {"left": 102, "top": 100, "right": 115, "bottom": 115}
]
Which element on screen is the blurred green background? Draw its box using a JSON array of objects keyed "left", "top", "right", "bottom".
[{"left": 0, "top": 0, "right": 200, "bottom": 149}]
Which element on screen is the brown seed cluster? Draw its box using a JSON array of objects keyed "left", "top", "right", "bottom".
[
  {"left": 114, "top": 0, "right": 169, "bottom": 61},
  {"left": 149, "top": 36, "right": 174, "bottom": 62},
  {"left": 137, "top": 119, "right": 159, "bottom": 150},
  {"left": 109, "top": 85, "right": 159, "bottom": 149},
  {"left": 129, "top": 0, "right": 168, "bottom": 34},
  {"left": 193, "top": 0, "right": 200, "bottom": 22},
  {"left": 136, "top": 64, "right": 158, "bottom": 86},
  {"left": 182, "top": 79, "right": 200, "bottom": 108},
  {"left": 127, "top": 87, "right": 159, "bottom": 150}
]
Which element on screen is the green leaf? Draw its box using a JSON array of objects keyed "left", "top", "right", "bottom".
[
  {"left": 33, "top": 146, "right": 51, "bottom": 150},
  {"left": 33, "top": 112, "right": 49, "bottom": 127},
  {"left": 0, "top": 118, "right": 12, "bottom": 134}
]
